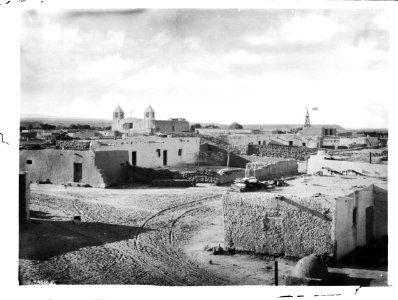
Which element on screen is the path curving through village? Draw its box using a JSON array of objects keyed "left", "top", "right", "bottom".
[{"left": 19, "top": 184, "right": 232, "bottom": 285}]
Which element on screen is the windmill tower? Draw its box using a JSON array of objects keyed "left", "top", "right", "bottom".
[{"left": 304, "top": 107, "right": 311, "bottom": 128}]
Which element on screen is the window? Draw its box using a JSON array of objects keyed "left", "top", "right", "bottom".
[
  {"left": 289, "top": 141, "right": 293, "bottom": 146},
  {"left": 152, "top": 112, "right": 155, "bottom": 118},
  {"left": 146, "top": 112, "right": 149, "bottom": 118},
  {"left": 178, "top": 149, "right": 182, "bottom": 156},
  {"left": 172, "top": 125, "right": 175, "bottom": 131},
  {"left": 302, "top": 143, "right": 306, "bottom": 147},
  {"left": 353, "top": 207, "right": 358, "bottom": 226},
  {"left": 156, "top": 149, "right": 161, "bottom": 157},
  {"left": 26, "top": 160, "right": 32, "bottom": 164},
  {"left": 114, "top": 112, "right": 118, "bottom": 118}
]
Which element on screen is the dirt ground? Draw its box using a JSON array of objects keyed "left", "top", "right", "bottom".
[{"left": 19, "top": 183, "right": 387, "bottom": 286}]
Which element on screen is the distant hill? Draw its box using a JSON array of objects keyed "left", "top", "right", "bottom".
[
  {"left": 243, "top": 124, "right": 345, "bottom": 131},
  {"left": 20, "top": 116, "right": 111, "bottom": 128}
]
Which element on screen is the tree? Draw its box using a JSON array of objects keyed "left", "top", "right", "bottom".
[
  {"left": 204, "top": 124, "right": 219, "bottom": 129},
  {"left": 190, "top": 123, "right": 202, "bottom": 132},
  {"left": 228, "top": 122, "right": 243, "bottom": 130}
]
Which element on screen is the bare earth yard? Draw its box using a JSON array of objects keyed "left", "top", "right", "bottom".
[{"left": 19, "top": 183, "right": 387, "bottom": 286}]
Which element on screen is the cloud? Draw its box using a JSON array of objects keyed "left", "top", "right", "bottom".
[
  {"left": 244, "top": 35, "right": 278, "bottom": 46},
  {"left": 372, "top": 10, "right": 389, "bottom": 31},
  {"left": 119, "top": 66, "right": 204, "bottom": 92},
  {"left": 281, "top": 14, "right": 342, "bottom": 43},
  {"left": 223, "top": 50, "right": 263, "bottom": 65},
  {"left": 78, "top": 54, "right": 139, "bottom": 82},
  {"left": 151, "top": 30, "right": 172, "bottom": 46}
]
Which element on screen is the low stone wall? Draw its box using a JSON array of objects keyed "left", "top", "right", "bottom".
[
  {"left": 180, "top": 169, "right": 219, "bottom": 184},
  {"left": 223, "top": 193, "right": 336, "bottom": 258}
]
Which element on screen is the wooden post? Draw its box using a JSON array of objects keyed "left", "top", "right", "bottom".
[
  {"left": 369, "top": 152, "right": 372, "bottom": 164},
  {"left": 274, "top": 260, "right": 278, "bottom": 286}
]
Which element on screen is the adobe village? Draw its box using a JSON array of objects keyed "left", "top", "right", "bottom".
[{"left": 19, "top": 106, "right": 388, "bottom": 286}]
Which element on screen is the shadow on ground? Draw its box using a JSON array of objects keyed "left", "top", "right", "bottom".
[
  {"left": 328, "top": 272, "right": 373, "bottom": 286},
  {"left": 20, "top": 210, "right": 151, "bottom": 261}
]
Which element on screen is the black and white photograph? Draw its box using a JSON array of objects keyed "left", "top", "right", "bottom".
[{"left": 0, "top": 1, "right": 396, "bottom": 299}]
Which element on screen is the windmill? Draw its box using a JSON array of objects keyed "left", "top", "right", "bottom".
[{"left": 304, "top": 107, "right": 311, "bottom": 128}]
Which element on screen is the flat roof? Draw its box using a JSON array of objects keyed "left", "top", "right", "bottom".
[{"left": 269, "top": 174, "right": 387, "bottom": 199}]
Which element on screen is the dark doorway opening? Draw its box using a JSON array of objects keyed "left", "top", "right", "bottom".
[
  {"left": 132, "top": 151, "right": 137, "bottom": 166},
  {"left": 73, "top": 163, "right": 82, "bottom": 182},
  {"left": 163, "top": 150, "right": 168, "bottom": 166},
  {"left": 289, "top": 141, "right": 293, "bottom": 146},
  {"left": 366, "top": 206, "right": 374, "bottom": 244}
]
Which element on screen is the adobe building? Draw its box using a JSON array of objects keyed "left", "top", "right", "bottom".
[
  {"left": 19, "top": 136, "right": 200, "bottom": 188},
  {"left": 111, "top": 105, "right": 190, "bottom": 135},
  {"left": 223, "top": 175, "right": 387, "bottom": 261}
]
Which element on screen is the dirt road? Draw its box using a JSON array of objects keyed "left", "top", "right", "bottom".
[
  {"left": 19, "top": 184, "right": 234, "bottom": 285},
  {"left": 19, "top": 184, "right": 387, "bottom": 286}
]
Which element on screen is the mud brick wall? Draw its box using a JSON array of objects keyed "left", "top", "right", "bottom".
[
  {"left": 254, "top": 160, "right": 298, "bottom": 180},
  {"left": 223, "top": 193, "right": 336, "bottom": 258}
]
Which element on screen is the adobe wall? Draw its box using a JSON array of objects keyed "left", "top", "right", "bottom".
[
  {"left": 216, "top": 160, "right": 298, "bottom": 184},
  {"left": 302, "top": 127, "right": 323, "bottom": 136},
  {"left": 94, "top": 151, "right": 130, "bottom": 186},
  {"left": 155, "top": 120, "right": 190, "bottom": 133},
  {"left": 217, "top": 169, "right": 246, "bottom": 185},
  {"left": 335, "top": 196, "right": 357, "bottom": 260},
  {"left": 223, "top": 193, "right": 336, "bottom": 258},
  {"left": 19, "top": 149, "right": 106, "bottom": 187},
  {"left": 308, "top": 154, "right": 387, "bottom": 178},
  {"left": 335, "top": 185, "right": 388, "bottom": 260},
  {"left": 253, "top": 160, "right": 298, "bottom": 180},
  {"left": 91, "top": 137, "right": 199, "bottom": 168},
  {"left": 373, "top": 186, "right": 388, "bottom": 238}
]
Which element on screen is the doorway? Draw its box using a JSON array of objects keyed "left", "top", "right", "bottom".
[
  {"left": 163, "top": 150, "right": 168, "bottom": 166},
  {"left": 365, "top": 206, "right": 374, "bottom": 244},
  {"left": 132, "top": 151, "right": 137, "bottom": 166},
  {"left": 73, "top": 163, "right": 82, "bottom": 182}
]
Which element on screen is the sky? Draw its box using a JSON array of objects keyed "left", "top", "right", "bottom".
[{"left": 20, "top": 9, "right": 390, "bottom": 128}]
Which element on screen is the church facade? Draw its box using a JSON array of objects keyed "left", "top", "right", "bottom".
[{"left": 111, "top": 105, "right": 190, "bottom": 134}]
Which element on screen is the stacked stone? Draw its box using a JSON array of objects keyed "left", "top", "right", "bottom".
[
  {"left": 256, "top": 144, "right": 317, "bottom": 161},
  {"left": 56, "top": 140, "right": 91, "bottom": 150},
  {"left": 180, "top": 169, "right": 219, "bottom": 184}
]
